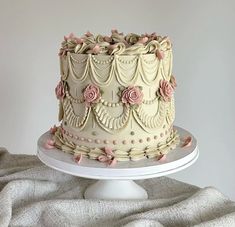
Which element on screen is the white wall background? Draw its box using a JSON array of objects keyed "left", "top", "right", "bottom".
[{"left": 1, "top": 0, "right": 235, "bottom": 200}]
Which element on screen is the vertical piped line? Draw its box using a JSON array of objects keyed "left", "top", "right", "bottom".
[{"left": 92, "top": 118, "right": 96, "bottom": 129}]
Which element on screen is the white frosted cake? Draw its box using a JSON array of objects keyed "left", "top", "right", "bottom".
[{"left": 48, "top": 30, "right": 180, "bottom": 165}]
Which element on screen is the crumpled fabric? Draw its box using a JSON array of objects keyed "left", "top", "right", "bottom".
[{"left": 0, "top": 148, "right": 234, "bottom": 227}]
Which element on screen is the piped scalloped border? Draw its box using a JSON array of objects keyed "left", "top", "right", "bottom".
[
  {"left": 52, "top": 126, "right": 180, "bottom": 162},
  {"left": 59, "top": 31, "right": 172, "bottom": 56}
]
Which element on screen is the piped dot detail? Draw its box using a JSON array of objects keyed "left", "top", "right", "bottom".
[
  {"left": 95, "top": 139, "right": 101, "bottom": 144},
  {"left": 104, "top": 140, "right": 109, "bottom": 144}
]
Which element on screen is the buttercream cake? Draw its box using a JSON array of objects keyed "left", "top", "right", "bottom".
[{"left": 48, "top": 30, "right": 180, "bottom": 165}]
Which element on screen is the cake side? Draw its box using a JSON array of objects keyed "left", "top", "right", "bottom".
[{"left": 52, "top": 31, "right": 180, "bottom": 162}]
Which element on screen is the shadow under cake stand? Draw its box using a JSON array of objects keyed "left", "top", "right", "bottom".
[{"left": 37, "top": 126, "right": 199, "bottom": 200}]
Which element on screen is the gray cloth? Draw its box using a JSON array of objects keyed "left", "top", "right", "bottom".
[{"left": 0, "top": 148, "right": 234, "bottom": 227}]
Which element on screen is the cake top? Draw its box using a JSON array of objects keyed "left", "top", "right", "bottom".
[{"left": 59, "top": 30, "right": 171, "bottom": 56}]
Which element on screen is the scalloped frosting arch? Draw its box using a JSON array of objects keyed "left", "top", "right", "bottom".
[
  {"left": 62, "top": 94, "right": 175, "bottom": 133},
  {"left": 60, "top": 52, "right": 172, "bottom": 87}
]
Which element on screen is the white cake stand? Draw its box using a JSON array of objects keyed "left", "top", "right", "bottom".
[{"left": 37, "top": 126, "right": 199, "bottom": 200}]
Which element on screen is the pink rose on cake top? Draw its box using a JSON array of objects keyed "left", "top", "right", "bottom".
[
  {"left": 87, "top": 44, "right": 101, "bottom": 54},
  {"left": 58, "top": 29, "right": 171, "bottom": 56},
  {"left": 137, "top": 36, "right": 149, "bottom": 44}
]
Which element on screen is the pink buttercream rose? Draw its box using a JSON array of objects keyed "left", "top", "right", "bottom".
[
  {"left": 144, "top": 32, "right": 157, "bottom": 41},
  {"left": 74, "top": 154, "right": 83, "bottom": 164},
  {"left": 87, "top": 44, "right": 100, "bottom": 54},
  {"left": 156, "top": 49, "right": 164, "bottom": 60},
  {"left": 158, "top": 80, "right": 174, "bottom": 102},
  {"left": 98, "top": 147, "right": 117, "bottom": 167},
  {"left": 75, "top": 37, "right": 84, "bottom": 44},
  {"left": 83, "top": 84, "right": 101, "bottom": 106},
  {"left": 104, "top": 36, "right": 112, "bottom": 42},
  {"left": 55, "top": 81, "right": 65, "bottom": 100},
  {"left": 121, "top": 86, "right": 143, "bottom": 105},
  {"left": 170, "top": 75, "right": 177, "bottom": 89},
  {"left": 45, "top": 139, "right": 55, "bottom": 149},
  {"left": 85, "top": 31, "right": 93, "bottom": 37},
  {"left": 50, "top": 125, "right": 57, "bottom": 134},
  {"left": 181, "top": 136, "right": 192, "bottom": 148},
  {"left": 157, "top": 154, "right": 166, "bottom": 162},
  {"left": 138, "top": 36, "right": 148, "bottom": 44},
  {"left": 111, "top": 29, "right": 123, "bottom": 35},
  {"left": 64, "top": 32, "right": 75, "bottom": 41}
]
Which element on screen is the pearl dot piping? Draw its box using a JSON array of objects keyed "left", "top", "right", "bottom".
[
  {"left": 62, "top": 128, "right": 172, "bottom": 145},
  {"left": 104, "top": 140, "right": 109, "bottom": 144}
]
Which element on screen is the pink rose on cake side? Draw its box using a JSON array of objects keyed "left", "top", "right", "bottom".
[
  {"left": 158, "top": 80, "right": 174, "bottom": 102},
  {"left": 83, "top": 84, "right": 101, "bottom": 106},
  {"left": 55, "top": 81, "right": 65, "bottom": 100},
  {"left": 121, "top": 86, "right": 143, "bottom": 106},
  {"left": 170, "top": 75, "right": 177, "bottom": 89}
]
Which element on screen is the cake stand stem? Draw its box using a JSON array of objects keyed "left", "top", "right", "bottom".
[{"left": 84, "top": 180, "right": 148, "bottom": 200}]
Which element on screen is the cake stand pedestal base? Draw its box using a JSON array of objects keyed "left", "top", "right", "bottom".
[
  {"left": 37, "top": 126, "right": 198, "bottom": 200},
  {"left": 84, "top": 180, "right": 148, "bottom": 199}
]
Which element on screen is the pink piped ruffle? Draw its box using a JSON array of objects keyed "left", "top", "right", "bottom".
[
  {"left": 98, "top": 147, "right": 117, "bottom": 166},
  {"left": 74, "top": 154, "right": 83, "bottom": 164},
  {"left": 45, "top": 139, "right": 55, "bottom": 149},
  {"left": 181, "top": 136, "right": 192, "bottom": 148}
]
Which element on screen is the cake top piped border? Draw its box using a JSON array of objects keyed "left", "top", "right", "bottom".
[{"left": 59, "top": 30, "right": 172, "bottom": 56}]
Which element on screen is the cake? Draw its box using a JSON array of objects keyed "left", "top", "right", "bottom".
[{"left": 47, "top": 30, "right": 181, "bottom": 165}]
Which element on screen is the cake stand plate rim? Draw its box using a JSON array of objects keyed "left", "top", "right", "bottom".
[{"left": 37, "top": 126, "right": 199, "bottom": 180}]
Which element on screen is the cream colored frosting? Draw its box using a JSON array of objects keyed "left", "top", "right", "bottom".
[
  {"left": 54, "top": 126, "right": 179, "bottom": 161},
  {"left": 55, "top": 31, "right": 179, "bottom": 162},
  {"left": 59, "top": 31, "right": 171, "bottom": 56}
]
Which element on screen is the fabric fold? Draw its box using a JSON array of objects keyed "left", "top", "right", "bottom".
[{"left": 0, "top": 148, "right": 234, "bottom": 227}]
